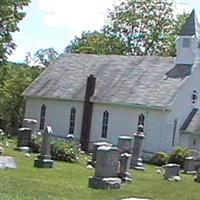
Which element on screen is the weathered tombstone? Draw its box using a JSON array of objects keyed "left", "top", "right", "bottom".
[
  {"left": 0, "top": 156, "right": 17, "bottom": 169},
  {"left": 184, "top": 156, "right": 196, "bottom": 174},
  {"left": 92, "top": 141, "right": 112, "bottom": 163},
  {"left": 34, "top": 126, "right": 54, "bottom": 168},
  {"left": 195, "top": 168, "right": 200, "bottom": 182},
  {"left": 130, "top": 125, "right": 145, "bottom": 170},
  {"left": 23, "top": 118, "right": 38, "bottom": 135},
  {"left": 66, "top": 134, "right": 74, "bottom": 142},
  {"left": 164, "top": 164, "right": 181, "bottom": 180},
  {"left": 118, "top": 152, "right": 133, "bottom": 182},
  {"left": 195, "top": 157, "right": 200, "bottom": 170},
  {"left": 190, "top": 150, "right": 200, "bottom": 159},
  {"left": 17, "top": 128, "right": 31, "bottom": 147},
  {"left": 118, "top": 136, "right": 132, "bottom": 154},
  {"left": 89, "top": 146, "right": 121, "bottom": 189}
]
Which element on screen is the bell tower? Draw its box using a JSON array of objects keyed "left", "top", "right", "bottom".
[{"left": 176, "top": 10, "right": 200, "bottom": 65}]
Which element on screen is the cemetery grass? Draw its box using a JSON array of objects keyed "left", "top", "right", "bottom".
[{"left": 1, "top": 147, "right": 200, "bottom": 200}]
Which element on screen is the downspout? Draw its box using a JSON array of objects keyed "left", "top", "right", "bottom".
[{"left": 80, "top": 74, "right": 96, "bottom": 152}]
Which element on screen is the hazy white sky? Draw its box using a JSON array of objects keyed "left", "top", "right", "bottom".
[{"left": 8, "top": 0, "right": 200, "bottom": 62}]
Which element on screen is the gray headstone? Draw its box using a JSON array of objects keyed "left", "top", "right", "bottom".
[
  {"left": 89, "top": 146, "right": 122, "bottom": 189},
  {"left": 164, "top": 163, "right": 180, "bottom": 180},
  {"left": 17, "top": 128, "right": 31, "bottom": 147},
  {"left": 34, "top": 126, "right": 54, "bottom": 168},
  {"left": 0, "top": 156, "right": 17, "bottom": 169},
  {"left": 190, "top": 150, "right": 200, "bottom": 159},
  {"left": 66, "top": 134, "right": 74, "bottom": 142},
  {"left": 184, "top": 156, "right": 196, "bottom": 174},
  {"left": 40, "top": 126, "right": 53, "bottom": 159},
  {"left": 195, "top": 168, "right": 200, "bottom": 182},
  {"left": 95, "top": 146, "right": 119, "bottom": 178},
  {"left": 118, "top": 136, "right": 132, "bottom": 153},
  {"left": 23, "top": 118, "right": 38, "bottom": 135},
  {"left": 92, "top": 141, "right": 112, "bottom": 162},
  {"left": 131, "top": 131, "right": 145, "bottom": 170},
  {"left": 118, "top": 152, "right": 132, "bottom": 182}
]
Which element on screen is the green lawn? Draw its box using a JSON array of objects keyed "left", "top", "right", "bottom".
[{"left": 1, "top": 146, "right": 200, "bottom": 200}]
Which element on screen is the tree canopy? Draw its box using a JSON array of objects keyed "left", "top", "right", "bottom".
[
  {"left": 65, "top": 0, "right": 189, "bottom": 57},
  {"left": 25, "top": 47, "right": 59, "bottom": 67},
  {"left": 65, "top": 31, "right": 126, "bottom": 55},
  {"left": 0, "top": 63, "right": 42, "bottom": 134},
  {"left": 0, "top": 0, "right": 30, "bottom": 63}
]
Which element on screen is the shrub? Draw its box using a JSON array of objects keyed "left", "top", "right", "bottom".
[
  {"left": 169, "top": 147, "right": 192, "bottom": 168},
  {"left": 151, "top": 152, "right": 169, "bottom": 166},
  {"left": 29, "top": 134, "right": 42, "bottom": 153},
  {"left": 51, "top": 139, "right": 80, "bottom": 163}
]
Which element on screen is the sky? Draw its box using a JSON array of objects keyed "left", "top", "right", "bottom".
[{"left": 8, "top": 0, "right": 200, "bottom": 63}]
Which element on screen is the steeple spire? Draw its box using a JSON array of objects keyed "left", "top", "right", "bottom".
[
  {"left": 175, "top": 9, "right": 200, "bottom": 65},
  {"left": 180, "top": 9, "right": 200, "bottom": 38},
  {"left": 180, "top": 10, "right": 196, "bottom": 36}
]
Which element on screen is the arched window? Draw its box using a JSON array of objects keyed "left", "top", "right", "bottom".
[
  {"left": 69, "top": 107, "right": 76, "bottom": 134},
  {"left": 40, "top": 104, "right": 46, "bottom": 130},
  {"left": 138, "top": 113, "right": 145, "bottom": 126},
  {"left": 101, "top": 110, "right": 109, "bottom": 138}
]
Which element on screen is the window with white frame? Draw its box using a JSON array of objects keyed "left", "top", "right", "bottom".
[
  {"left": 40, "top": 104, "right": 46, "bottom": 130},
  {"left": 138, "top": 113, "right": 145, "bottom": 126},
  {"left": 101, "top": 110, "right": 109, "bottom": 138},
  {"left": 69, "top": 107, "right": 76, "bottom": 134}
]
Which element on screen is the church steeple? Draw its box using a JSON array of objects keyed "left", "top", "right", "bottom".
[
  {"left": 176, "top": 9, "right": 200, "bottom": 65},
  {"left": 180, "top": 10, "right": 197, "bottom": 36}
]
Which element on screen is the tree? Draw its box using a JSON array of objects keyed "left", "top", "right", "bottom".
[
  {"left": 0, "top": 0, "right": 30, "bottom": 63},
  {"left": 104, "top": 0, "right": 187, "bottom": 56},
  {"left": 25, "top": 48, "right": 59, "bottom": 67},
  {"left": 65, "top": 31, "right": 126, "bottom": 55},
  {"left": 0, "top": 63, "right": 42, "bottom": 134}
]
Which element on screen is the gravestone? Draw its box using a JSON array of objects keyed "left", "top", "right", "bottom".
[
  {"left": 118, "top": 152, "right": 132, "bottom": 182},
  {"left": 195, "top": 157, "right": 200, "bottom": 171},
  {"left": 17, "top": 128, "right": 31, "bottom": 147},
  {"left": 0, "top": 156, "right": 17, "bottom": 169},
  {"left": 184, "top": 156, "right": 196, "bottom": 174},
  {"left": 92, "top": 141, "right": 112, "bottom": 163},
  {"left": 89, "top": 146, "right": 121, "bottom": 189},
  {"left": 195, "top": 168, "right": 200, "bottom": 182},
  {"left": 130, "top": 126, "right": 145, "bottom": 170},
  {"left": 164, "top": 163, "right": 180, "bottom": 180},
  {"left": 23, "top": 118, "right": 38, "bottom": 135},
  {"left": 34, "top": 126, "right": 54, "bottom": 168},
  {"left": 66, "top": 134, "right": 74, "bottom": 142},
  {"left": 118, "top": 136, "right": 132, "bottom": 154}
]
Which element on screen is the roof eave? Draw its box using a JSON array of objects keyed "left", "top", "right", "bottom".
[{"left": 24, "top": 95, "right": 170, "bottom": 111}]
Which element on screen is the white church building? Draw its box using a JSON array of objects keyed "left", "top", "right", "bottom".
[{"left": 23, "top": 10, "right": 200, "bottom": 154}]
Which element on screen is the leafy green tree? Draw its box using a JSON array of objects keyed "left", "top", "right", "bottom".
[
  {"left": 104, "top": 0, "right": 188, "bottom": 56},
  {"left": 0, "top": 63, "right": 42, "bottom": 134},
  {"left": 33, "top": 48, "right": 59, "bottom": 67},
  {"left": 0, "top": 0, "right": 30, "bottom": 63},
  {"left": 65, "top": 31, "right": 126, "bottom": 55},
  {"left": 25, "top": 48, "right": 59, "bottom": 67}
]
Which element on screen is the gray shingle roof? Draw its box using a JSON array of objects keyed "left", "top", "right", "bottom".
[
  {"left": 180, "top": 9, "right": 200, "bottom": 39},
  {"left": 23, "top": 54, "right": 191, "bottom": 109}
]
